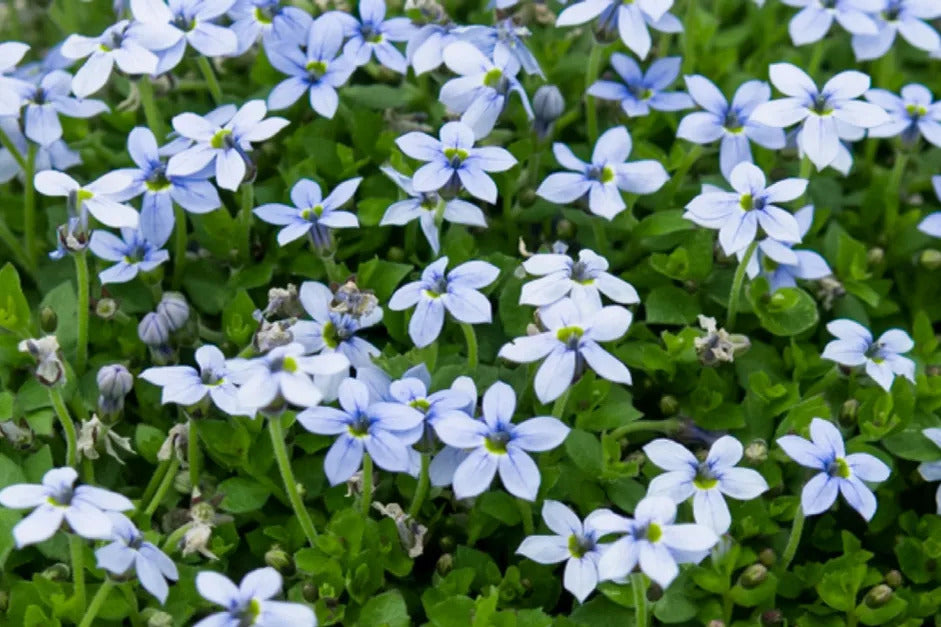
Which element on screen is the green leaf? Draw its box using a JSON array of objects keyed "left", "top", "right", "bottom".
[
  {"left": 40, "top": 281, "right": 77, "bottom": 355},
  {"left": 746, "top": 277, "right": 819, "bottom": 336},
  {"left": 223, "top": 289, "right": 256, "bottom": 346},
  {"left": 0, "top": 263, "right": 32, "bottom": 336},
  {"left": 357, "top": 257, "right": 413, "bottom": 302},
  {"left": 564, "top": 429, "right": 603, "bottom": 476},
  {"left": 218, "top": 476, "right": 270, "bottom": 513},
  {"left": 357, "top": 590, "right": 409, "bottom": 627},
  {"left": 644, "top": 285, "right": 700, "bottom": 325}
]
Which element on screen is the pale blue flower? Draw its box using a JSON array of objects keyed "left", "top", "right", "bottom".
[
  {"left": 918, "top": 428, "right": 941, "bottom": 514},
  {"left": 738, "top": 205, "right": 832, "bottom": 291},
  {"left": 865, "top": 83, "right": 941, "bottom": 146},
  {"left": 917, "top": 176, "right": 941, "bottom": 237},
  {"left": 266, "top": 14, "right": 356, "bottom": 118},
  {"left": 427, "top": 375, "right": 478, "bottom": 487},
  {"left": 290, "top": 281, "right": 381, "bottom": 368},
  {"left": 556, "top": 0, "right": 683, "bottom": 59},
  {"left": 167, "top": 100, "right": 289, "bottom": 191},
  {"left": 0, "top": 467, "right": 133, "bottom": 547},
  {"left": 379, "top": 166, "right": 486, "bottom": 255},
  {"left": 499, "top": 295, "right": 632, "bottom": 404},
  {"left": 439, "top": 41, "right": 532, "bottom": 138},
  {"left": 228, "top": 0, "right": 313, "bottom": 55},
  {"left": 457, "top": 18, "right": 544, "bottom": 78},
  {"left": 254, "top": 177, "right": 360, "bottom": 247},
  {"left": 132, "top": 0, "right": 239, "bottom": 75},
  {"left": 140, "top": 344, "right": 245, "bottom": 415},
  {"left": 431, "top": 381, "right": 570, "bottom": 500},
  {"left": 677, "top": 76, "right": 786, "bottom": 179},
  {"left": 96, "top": 513, "right": 179, "bottom": 604},
  {"left": 750, "top": 63, "right": 891, "bottom": 170},
  {"left": 520, "top": 248, "right": 639, "bottom": 309},
  {"left": 516, "top": 501, "right": 611, "bottom": 602},
  {"left": 395, "top": 121, "right": 517, "bottom": 203},
  {"left": 194, "top": 567, "right": 316, "bottom": 627},
  {"left": 595, "top": 495, "right": 719, "bottom": 589},
  {"left": 821, "top": 319, "right": 915, "bottom": 391},
  {"left": 0, "top": 117, "right": 80, "bottom": 184},
  {"left": 296, "top": 377, "right": 425, "bottom": 485},
  {"left": 335, "top": 0, "right": 415, "bottom": 74},
  {"left": 388, "top": 256, "right": 499, "bottom": 348},
  {"left": 644, "top": 436, "right": 769, "bottom": 534},
  {"left": 781, "top": 0, "right": 881, "bottom": 46},
  {"left": 34, "top": 170, "right": 139, "bottom": 229},
  {"left": 89, "top": 224, "right": 170, "bottom": 284},
  {"left": 10, "top": 70, "right": 109, "bottom": 147},
  {"left": 683, "top": 162, "right": 807, "bottom": 255},
  {"left": 851, "top": 0, "right": 941, "bottom": 61},
  {"left": 536, "top": 126, "right": 668, "bottom": 220},
  {"left": 777, "top": 417, "right": 890, "bottom": 520},
  {"left": 0, "top": 42, "right": 31, "bottom": 116},
  {"left": 588, "top": 55, "right": 693, "bottom": 118},
  {"left": 406, "top": 23, "right": 460, "bottom": 75}
]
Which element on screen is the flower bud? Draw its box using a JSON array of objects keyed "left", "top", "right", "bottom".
[
  {"left": 174, "top": 470, "right": 193, "bottom": 495},
  {"left": 839, "top": 398, "right": 859, "bottom": 426},
  {"left": 265, "top": 545, "right": 294, "bottom": 575},
  {"left": 0, "top": 420, "right": 33, "bottom": 448},
  {"left": 759, "top": 548, "right": 776, "bottom": 567},
  {"left": 98, "top": 364, "right": 133, "bottom": 400},
  {"left": 95, "top": 297, "right": 119, "bottom": 320},
  {"left": 659, "top": 395, "right": 679, "bottom": 416},
  {"left": 745, "top": 439, "right": 769, "bottom": 464},
  {"left": 138, "top": 312, "right": 172, "bottom": 347},
  {"left": 302, "top": 582, "right": 318, "bottom": 603},
  {"left": 884, "top": 570, "right": 903, "bottom": 588},
  {"left": 864, "top": 584, "right": 893, "bottom": 608},
  {"left": 532, "top": 85, "right": 564, "bottom": 138},
  {"left": 387, "top": 246, "right": 406, "bottom": 262},
  {"left": 866, "top": 247, "right": 885, "bottom": 266},
  {"left": 41, "top": 563, "right": 71, "bottom": 581},
  {"left": 741, "top": 563, "right": 768, "bottom": 588},
  {"left": 919, "top": 249, "right": 941, "bottom": 270},
  {"left": 760, "top": 610, "right": 783, "bottom": 626},
  {"left": 40, "top": 307, "right": 57, "bottom": 333},
  {"left": 707, "top": 620, "right": 725, "bottom": 627},
  {"left": 557, "top": 219, "right": 575, "bottom": 238},
  {"left": 157, "top": 292, "right": 190, "bottom": 332},
  {"left": 436, "top": 553, "right": 453, "bottom": 576},
  {"left": 146, "top": 611, "right": 173, "bottom": 627}
]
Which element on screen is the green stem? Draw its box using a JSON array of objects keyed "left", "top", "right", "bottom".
[
  {"left": 239, "top": 184, "right": 254, "bottom": 264},
  {"left": 591, "top": 219, "right": 610, "bottom": 256},
  {"left": 137, "top": 459, "right": 170, "bottom": 515},
  {"left": 0, "top": 126, "right": 25, "bottom": 170},
  {"left": 408, "top": 453, "right": 431, "bottom": 519},
  {"left": 667, "top": 145, "right": 704, "bottom": 203},
  {"left": 798, "top": 155, "right": 813, "bottom": 180},
  {"left": 361, "top": 453, "right": 374, "bottom": 518},
  {"left": 161, "top": 522, "right": 192, "bottom": 554},
  {"left": 460, "top": 323, "right": 478, "bottom": 371},
  {"left": 726, "top": 240, "right": 758, "bottom": 330},
  {"left": 517, "top": 499, "right": 534, "bottom": 536},
  {"left": 144, "top": 457, "right": 180, "bottom": 518},
  {"left": 24, "top": 143, "right": 37, "bottom": 266},
  {"left": 196, "top": 56, "right": 223, "bottom": 105},
  {"left": 49, "top": 387, "right": 78, "bottom": 467},
  {"left": 632, "top": 573, "right": 649, "bottom": 627},
  {"left": 609, "top": 418, "right": 682, "bottom": 440},
  {"left": 77, "top": 580, "right": 113, "bottom": 627},
  {"left": 268, "top": 415, "right": 319, "bottom": 545},
  {"left": 779, "top": 506, "right": 805, "bottom": 572},
  {"left": 884, "top": 151, "right": 908, "bottom": 235},
  {"left": 171, "top": 205, "right": 187, "bottom": 290},
  {"left": 137, "top": 76, "right": 166, "bottom": 139},
  {"left": 74, "top": 250, "right": 90, "bottom": 374},
  {"left": 585, "top": 43, "right": 604, "bottom": 146},
  {"left": 551, "top": 388, "right": 571, "bottom": 420},
  {"left": 0, "top": 218, "right": 37, "bottom": 281},
  {"left": 807, "top": 41, "right": 826, "bottom": 77},
  {"left": 69, "top": 534, "right": 86, "bottom": 611},
  {"left": 188, "top": 418, "right": 199, "bottom": 495},
  {"left": 81, "top": 456, "right": 95, "bottom": 484}
]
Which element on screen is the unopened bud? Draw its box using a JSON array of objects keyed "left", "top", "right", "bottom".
[
  {"left": 919, "top": 249, "right": 941, "bottom": 270},
  {"left": 884, "top": 570, "right": 903, "bottom": 588},
  {"left": 157, "top": 292, "right": 190, "bottom": 331},
  {"left": 264, "top": 545, "right": 294, "bottom": 574},
  {"left": 532, "top": 85, "right": 564, "bottom": 138},
  {"left": 18, "top": 336, "right": 65, "bottom": 386},
  {"left": 760, "top": 610, "right": 783, "bottom": 626},
  {"left": 96, "top": 298, "right": 119, "bottom": 320},
  {"left": 138, "top": 312, "right": 171, "bottom": 347},
  {"left": 557, "top": 219, "right": 575, "bottom": 238},
  {"left": 867, "top": 247, "right": 885, "bottom": 266},
  {"left": 387, "top": 246, "right": 406, "bottom": 262},
  {"left": 659, "top": 395, "right": 679, "bottom": 416},
  {"left": 741, "top": 563, "right": 768, "bottom": 588},
  {"left": 436, "top": 553, "right": 453, "bottom": 575},
  {"left": 98, "top": 364, "right": 133, "bottom": 399},
  {"left": 146, "top": 611, "right": 173, "bottom": 627},
  {"left": 40, "top": 307, "right": 57, "bottom": 333},
  {"left": 840, "top": 398, "right": 859, "bottom": 426},
  {"left": 707, "top": 620, "right": 725, "bottom": 627},
  {"left": 302, "top": 582, "right": 318, "bottom": 603},
  {"left": 41, "top": 563, "right": 70, "bottom": 581},
  {"left": 759, "top": 548, "right": 776, "bottom": 567},
  {"left": 173, "top": 470, "right": 192, "bottom": 495},
  {"left": 745, "top": 439, "right": 769, "bottom": 463},
  {"left": 865, "top": 584, "right": 893, "bottom": 608}
]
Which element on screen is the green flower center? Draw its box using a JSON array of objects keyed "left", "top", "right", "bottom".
[
  {"left": 556, "top": 326, "right": 584, "bottom": 347},
  {"left": 568, "top": 534, "right": 592, "bottom": 558},
  {"left": 443, "top": 147, "right": 469, "bottom": 165},
  {"left": 905, "top": 103, "right": 927, "bottom": 118},
  {"left": 348, "top": 414, "right": 370, "bottom": 437},
  {"left": 410, "top": 398, "right": 431, "bottom": 413},
  {"left": 483, "top": 68, "right": 503, "bottom": 88},
  {"left": 76, "top": 189, "right": 94, "bottom": 203},
  {"left": 253, "top": 6, "right": 274, "bottom": 24},
  {"left": 644, "top": 522, "right": 662, "bottom": 543},
  {"left": 484, "top": 430, "right": 511, "bottom": 454},
  {"left": 306, "top": 60, "right": 328, "bottom": 79},
  {"left": 300, "top": 205, "right": 324, "bottom": 221},
  {"left": 828, "top": 457, "right": 851, "bottom": 479},
  {"left": 210, "top": 129, "right": 232, "bottom": 149},
  {"left": 240, "top": 597, "right": 262, "bottom": 625},
  {"left": 280, "top": 356, "right": 298, "bottom": 373},
  {"left": 321, "top": 320, "right": 339, "bottom": 348},
  {"left": 693, "top": 464, "right": 719, "bottom": 490}
]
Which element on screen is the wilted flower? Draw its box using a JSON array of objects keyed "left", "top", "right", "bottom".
[{"left": 18, "top": 335, "right": 65, "bottom": 386}]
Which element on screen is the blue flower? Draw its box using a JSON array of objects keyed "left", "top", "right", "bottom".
[
  {"left": 406, "top": 23, "right": 460, "bottom": 75},
  {"left": 335, "top": 0, "right": 415, "bottom": 74},
  {"left": 516, "top": 501, "right": 612, "bottom": 602},
  {"left": 388, "top": 256, "right": 499, "bottom": 348},
  {"left": 112, "top": 127, "right": 221, "bottom": 249},
  {"left": 821, "top": 319, "right": 915, "bottom": 391},
  {"left": 379, "top": 166, "right": 486, "bottom": 254},
  {"left": 750, "top": 63, "right": 891, "bottom": 170},
  {"left": 537, "top": 126, "right": 668, "bottom": 220},
  {"left": 781, "top": 0, "right": 881, "bottom": 46},
  {"left": 431, "top": 381, "right": 570, "bottom": 500},
  {"left": 290, "top": 281, "right": 382, "bottom": 368},
  {"left": 499, "top": 295, "right": 633, "bottom": 404},
  {"left": 851, "top": 0, "right": 941, "bottom": 61},
  {"left": 254, "top": 176, "right": 360, "bottom": 247},
  {"left": 194, "top": 567, "right": 316, "bottom": 627},
  {"left": 0, "top": 467, "right": 133, "bottom": 547},
  {"left": 917, "top": 428, "right": 941, "bottom": 514},
  {"left": 917, "top": 176, "right": 941, "bottom": 237},
  {"left": 521, "top": 248, "right": 639, "bottom": 309},
  {"left": 132, "top": 0, "right": 239, "bottom": 74},
  {"left": 0, "top": 117, "right": 80, "bottom": 185},
  {"left": 678, "top": 76, "right": 786, "bottom": 179},
  {"left": 644, "top": 437, "right": 769, "bottom": 534},
  {"left": 738, "top": 205, "right": 832, "bottom": 291},
  {"left": 266, "top": 14, "right": 356, "bottom": 118},
  {"left": 140, "top": 345, "right": 246, "bottom": 416},
  {"left": 457, "top": 18, "right": 544, "bottom": 78},
  {"left": 395, "top": 121, "right": 517, "bottom": 203},
  {"left": 10, "top": 70, "right": 109, "bottom": 147},
  {"left": 0, "top": 42, "right": 31, "bottom": 116},
  {"left": 439, "top": 41, "right": 533, "bottom": 138},
  {"left": 34, "top": 170, "right": 139, "bottom": 229},
  {"left": 588, "top": 55, "right": 693, "bottom": 118},
  {"left": 595, "top": 495, "right": 719, "bottom": 589},
  {"left": 95, "top": 513, "right": 179, "bottom": 604},
  {"left": 296, "top": 377, "right": 425, "bottom": 485},
  {"left": 683, "top": 162, "right": 807, "bottom": 255},
  {"left": 556, "top": 0, "right": 683, "bottom": 60},
  {"left": 777, "top": 417, "right": 891, "bottom": 520},
  {"left": 228, "top": 0, "right": 313, "bottom": 55},
  {"left": 865, "top": 83, "right": 941, "bottom": 146},
  {"left": 167, "top": 100, "right": 289, "bottom": 191},
  {"left": 89, "top": 224, "right": 170, "bottom": 284}
]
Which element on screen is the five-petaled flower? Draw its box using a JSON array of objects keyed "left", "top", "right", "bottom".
[
  {"left": 35, "top": 170, "right": 139, "bottom": 229},
  {"left": 520, "top": 248, "right": 639, "bottom": 309},
  {"left": 556, "top": 0, "right": 683, "bottom": 60},
  {"left": 96, "top": 513, "right": 179, "bottom": 604},
  {"left": 140, "top": 344, "right": 246, "bottom": 416},
  {"left": 334, "top": 0, "right": 415, "bottom": 74},
  {"left": 254, "top": 177, "right": 361, "bottom": 247},
  {"left": 89, "top": 224, "right": 170, "bottom": 284},
  {"left": 821, "top": 319, "right": 916, "bottom": 391},
  {"left": 865, "top": 83, "right": 941, "bottom": 147},
  {"left": 777, "top": 417, "right": 891, "bottom": 520},
  {"left": 781, "top": 0, "right": 881, "bottom": 47},
  {"left": 588, "top": 55, "right": 693, "bottom": 118},
  {"left": 194, "top": 567, "right": 316, "bottom": 627},
  {"left": 851, "top": 0, "right": 941, "bottom": 61}
]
